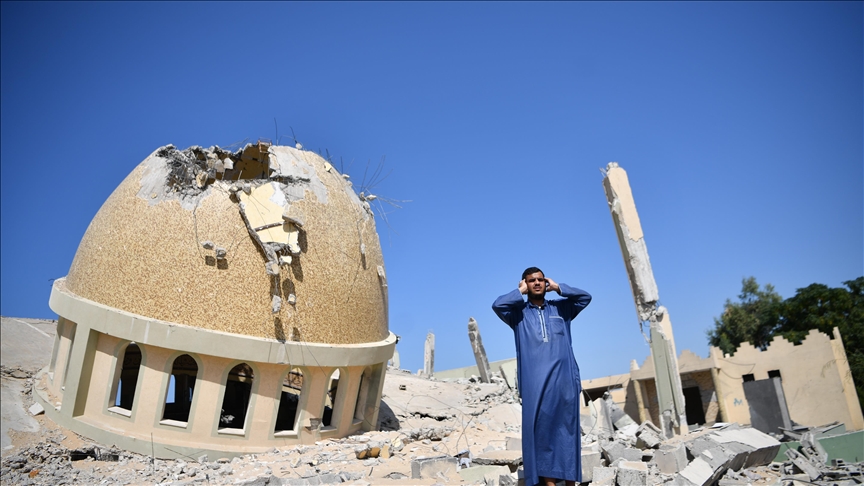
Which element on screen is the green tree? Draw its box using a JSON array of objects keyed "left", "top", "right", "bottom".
[
  {"left": 707, "top": 276, "right": 864, "bottom": 412},
  {"left": 706, "top": 277, "right": 783, "bottom": 355}
]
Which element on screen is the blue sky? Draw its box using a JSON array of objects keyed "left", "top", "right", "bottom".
[{"left": 2, "top": 2, "right": 861, "bottom": 380}]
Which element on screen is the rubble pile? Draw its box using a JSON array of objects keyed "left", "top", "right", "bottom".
[
  {"left": 2, "top": 367, "right": 862, "bottom": 485},
  {"left": 575, "top": 394, "right": 863, "bottom": 486}
]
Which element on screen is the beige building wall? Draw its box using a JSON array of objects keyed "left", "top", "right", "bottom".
[
  {"left": 581, "top": 327, "right": 862, "bottom": 433},
  {"left": 713, "top": 328, "right": 864, "bottom": 431},
  {"left": 35, "top": 281, "right": 396, "bottom": 459}
]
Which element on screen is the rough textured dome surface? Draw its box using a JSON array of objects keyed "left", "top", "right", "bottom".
[{"left": 65, "top": 143, "right": 388, "bottom": 345}]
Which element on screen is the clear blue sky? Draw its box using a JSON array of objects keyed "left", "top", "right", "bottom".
[{"left": 2, "top": 2, "right": 861, "bottom": 380}]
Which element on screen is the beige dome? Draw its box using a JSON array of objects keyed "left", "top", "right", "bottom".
[{"left": 65, "top": 143, "right": 388, "bottom": 345}]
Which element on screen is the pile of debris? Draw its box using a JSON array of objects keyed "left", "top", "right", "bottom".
[
  {"left": 563, "top": 393, "right": 864, "bottom": 486},
  {"left": 3, "top": 366, "right": 862, "bottom": 485}
]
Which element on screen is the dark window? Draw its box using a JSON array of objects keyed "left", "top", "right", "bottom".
[
  {"left": 162, "top": 354, "right": 198, "bottom": 422},
  {"left": 768, "top": 370, "right": 782, "bottom": 379},
  {"left": 114, "top": 343, "right": 142, "bottom": 410},
  {"left": 274, "top": 368, "right": 303, "bottom": 433},
  {"left": 353, "top": 369, "right": 368, "bottom": 422},
  {"left": 742, "top": 374, "right": 755, "bottom": 382},
  {"left": 322, "top": 370, "right": 340, "bottom": 427},
  {"left": 219, "top": 363, "right": 253, "bottom": 430}
]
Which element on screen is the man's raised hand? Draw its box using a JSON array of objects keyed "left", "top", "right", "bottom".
[
  {"left": 518, "top": 279, "right": 528, "bottom": 294},
  {"left": 545, "top": 277, "right": 561, "bottom": 293}
]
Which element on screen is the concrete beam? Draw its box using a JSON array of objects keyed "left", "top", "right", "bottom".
[
  {"left": 424, "top": 332, "right": 435, "bottom": 377},
  {"left": 602, "top": 162, "right": 688, "bottom": 438},
  {"left": 468, "top": 317, "right": 492, "bottom": 383}
]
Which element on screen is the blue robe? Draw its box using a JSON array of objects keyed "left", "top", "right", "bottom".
[{"left": 492, "top": 284, "right": 591, "bottom": 486}]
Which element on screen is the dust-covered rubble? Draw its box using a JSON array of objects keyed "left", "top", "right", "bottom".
[{"left": 2, "top": 367, "right": 862, "bottom": 485}]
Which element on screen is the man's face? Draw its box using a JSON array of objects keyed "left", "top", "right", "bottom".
[{"left": 524, "top": 272, "right": 547, "bottom": 298}]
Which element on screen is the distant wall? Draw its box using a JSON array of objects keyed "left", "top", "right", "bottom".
[{"left": 713, "top": 328, "right": 863, "bottom": 431}]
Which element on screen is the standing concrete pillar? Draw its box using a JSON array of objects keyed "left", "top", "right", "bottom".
[
  {"left": 467, "top": 317, "right": 492, "bottom": 383},
  {"left": 424, "top": 332, "right": 435, "bottom": 377},
  {"left": 602, "top": 162, "right": 688, "bottom": 438}
]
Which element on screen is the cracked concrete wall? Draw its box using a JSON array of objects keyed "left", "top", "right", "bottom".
[{"left": 65, "top": 144, "right": 387, "bottom": 345}]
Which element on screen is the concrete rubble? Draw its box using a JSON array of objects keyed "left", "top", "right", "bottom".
[{"left": 2, "top": 318, "right": 862, "bottom": 485}]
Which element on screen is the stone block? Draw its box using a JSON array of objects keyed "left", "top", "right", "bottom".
[
  {"left": 635, "top": 421, "right": 663, "bottom": 449},
  {"left": 506, "top": 436, "right": 522, "bottom": 451},
  {"left": 651, "top": 443, "right": 688, "bottom": 475},
  {"left": 411, "top": 455, "right": 458, "bottom": 479},
  {"left": 711, "top": 427, "right": 781, "bottom": 469},
  {"left": 459, "top": 465, "right": 510, "bottom": 484},
  {"left": 601, "top": 441, "right": 643, "bottom": 463},
  {"left": 581, "top": 411, "right": 597, "bottom": 435},
  {"left": 28, "top": 402, "right": 44, "bottom": 416},
  {"left": 592, "top": 466, "right": 617, "bottom": 486},
  {"left": 581, "top": 450, "right": 602, "bottom": 482},
  {"left": 616, "top": 461, "right": 647, "bottom": 486},
  {"left": 677, "top": 457, "right": 717, "bottom": 486}
]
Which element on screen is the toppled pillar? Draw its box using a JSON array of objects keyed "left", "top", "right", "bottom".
[
  {"left": 467, "top": 317, "right": 492, "bottom": 383},
  {"left": 602, "top": 162, "right": 688, "bottom": 438},
  {"left": 424, "top": 332, "right": 435, "bottom": 377}
]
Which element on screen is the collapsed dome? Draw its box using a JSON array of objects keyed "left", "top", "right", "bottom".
[{"left": 65, "top": 142, "right": 388, "bottom": 345}]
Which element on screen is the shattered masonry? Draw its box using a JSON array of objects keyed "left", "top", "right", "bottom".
[
  {"left": 44, "top": 141, "right": 396, "bottom": 459},
  {"left": 603, "top": 162, "right": 688, "bottom": 438}
]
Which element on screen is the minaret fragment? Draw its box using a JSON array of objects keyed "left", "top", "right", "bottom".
[{"left": 602, "top": 162, "right": 688, "bottom": 438}]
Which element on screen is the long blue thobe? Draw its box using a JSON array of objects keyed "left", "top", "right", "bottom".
[{"left": 492, "top": 284, "right": 591, "bottom": 486}]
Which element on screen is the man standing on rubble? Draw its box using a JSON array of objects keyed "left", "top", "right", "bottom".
[{"left": 492, "top": 267, "right": 592, "bottom": 486}]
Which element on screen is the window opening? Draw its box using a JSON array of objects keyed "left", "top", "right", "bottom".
[
  {"left": 162, "top": 354, "right": 198, "bottom": 423},
  {"left": 742, "top": 374, "right": 755, "bottom": 383},
  {"left": 353, "top": 369, "right": 369, "bottom": 422},
  {"left": 322, "top": 369, "right": 340, "bottom": 427},
  {"left": 274, "top": 367, "right": 303, "bottom": 433},
  {"left": 767, "top": 370, "right": 782, "bottom": 380},
  {"left": 113, "top": 343, "right": 142, "bottom": 410},
  {"left": 61, "top": 321, "right": 78, "bottom": 387},
  {"left": 219, "top": 363, "right": 253, "bottom": 431}
]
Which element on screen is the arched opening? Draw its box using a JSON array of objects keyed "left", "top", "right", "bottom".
[
  {"left": 113, "top": 343, "right": 141, "bottom": 411},
  {"left": 353, "top": 367, "right": 371, "bottom": 423},
  {"left": 162, "top": 354, "right": 198, "bottom": 424},
  {"left": 219, "top": 363, "right": 254, "bottom": 432},
  {"left": 322, "top": 369, "right": 340, "bottom": 427},
  {"left": 274, "top": 367, "right": 303, "bottom": 433}
]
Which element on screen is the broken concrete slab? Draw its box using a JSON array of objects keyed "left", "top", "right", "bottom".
[
  {"left": 676, "top": 456, "right": 722, "bottom": 486},
  {"left": 635, "top": 421, "right": 663, "bottom": 449},
  {"left": 411, "top": 455, "right": 458, "bottom": 479},
  {"left": 711, "top": 426, "right": 782, "bottom": 469},
  {"left": 458, "top": 464, "right": 510, "bottom": 484},
  {"left": 651, "top": 443, "right": 688, "bottom": 475},
  {"left": 473, "top": 449, "right": 523, "bottom": 471},
  {"left": 581, "top": 449, "right": 602, "bottom": 482},
  {"left": 616, "top": 460, "right": 648, "bottom": 486},
  {"left": 589, "top": 398, "right": 615, "bottom": 437},
  {"left": 601, "top": 440, "right": 643, "bottom": 463},
  {"left": 592, "top": 466, "right": 617, "bottom": 485},
  {"left": 505, "top": 436, "right": 521, "bottom": 451},
  {"left": 785, "top": 449, "right": 822, "bottom": 481},
  {"left": 28, "top": 402, "right": 44, "bottom": 416}
]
